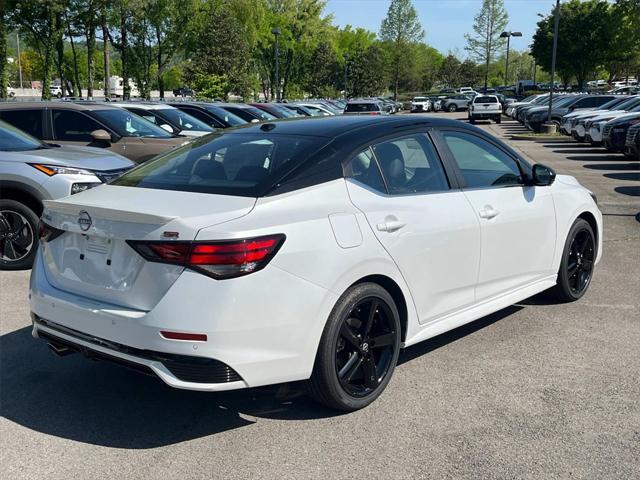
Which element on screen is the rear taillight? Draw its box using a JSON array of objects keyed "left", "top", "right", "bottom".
[
  {"left": 38, "top": 220, "right": 64, "bottom": 243},
  {"left": 127, "top": 234, "right": 286, "bottom": 279}
]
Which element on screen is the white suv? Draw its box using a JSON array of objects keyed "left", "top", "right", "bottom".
[{"left": 468, "top": 95, "right": 502, "bottom": 124}]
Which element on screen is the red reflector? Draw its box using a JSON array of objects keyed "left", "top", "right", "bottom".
[
  {"left": 149, "top": 243, "right": 190, "bottom": 262},
  {"left": 160, "top": 331, "right": 207, "bottom": 342}
]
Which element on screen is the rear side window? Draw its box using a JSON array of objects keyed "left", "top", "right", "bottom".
[
  {"left": 372, "top": 135, "right": 449, "bottom": 194},
  {"left": 0, "top": 109, "right": 43, "bottom": 138},
  {"left": 345, "top": 103, "right": 380, "bottom": 112},
  {"left": 52, "top": 109, "right": 104, "bottom": 141},
  {"left": 113, "top": 133, "right": 326, "bottom": 196},
  {"left": 345, "top": 148, "right": 386, "bottom": 193},
  {"left": 475, "top": 96, "right": 498, "bottom": 103}
]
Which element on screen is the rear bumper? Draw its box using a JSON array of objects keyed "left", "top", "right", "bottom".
[
  {"left": 470, "top": 111, "right": 500, "bottom": 119},
  {"left": 30, "top": 249, "right": 338, "bottom": 391}
]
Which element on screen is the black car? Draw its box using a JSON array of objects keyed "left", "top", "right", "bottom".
[
  {"left": 173, "top": 87, "right": 195, "bottom": 97},
  {"left": 603, "top": 113, "right": 640, "bottom": 153},
  {"left": 524, "top": 95, "right": 617, "bottom": 133},
  {"left": 168, "top": 102, "right": 248, "bottom": 128}
]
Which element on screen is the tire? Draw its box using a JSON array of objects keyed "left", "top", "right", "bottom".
[
  {"left": 0, "top": 199, "right": 39, "bottom": 270},
  {"left": 308, "top": 282, "right": 401, "bottom": 411},
  {"left": 469, "top": 116, "right": 475, "bottom": 124},
  {"left": 551, "top": 218, "right": 596, "bottom": 302},
  {"left": 448, "top": 104, "right": 457, "bottom": 112},
  {"left": 495, "top": 116, "right": 502, "bottom": 124}
]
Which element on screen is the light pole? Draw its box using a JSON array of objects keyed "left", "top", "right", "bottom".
[
  {"left": 541, "top": 0, "right": 560, "bottom": 132},
  {"left": 499, "top": 31, "right": 522, "bottom": 87},
  {"left": 343, "top": 53, "right": 349, "bottom": 98},
  {"left": 271, "top": 28, "right": 281, "bottom": 102}
]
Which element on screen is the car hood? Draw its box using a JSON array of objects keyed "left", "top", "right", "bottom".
[
  {"left": 591, "top": 111, "right": 638, "bottom": 123},
  {"left": 3, "top": 144, "right": 134, "bottom": 171},
  {"left": 606, "top": 112, "right": 640, "bottom": 126}
]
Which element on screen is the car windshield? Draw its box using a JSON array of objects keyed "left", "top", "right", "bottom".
[
  {"left": 157, "top": 108, "right": 214, "bottom": 132},
  {"left": 345, "top": 103, "right": 379, "bottom": 112},
  {"left": 554, "top": 96, "right": 581, "bottom": 107},
  {"left": 0, "top": 119, "right": 45, "bottom": 151},
  {"left": 413, "top": 97, "right": 428, "bottom": 102},
  {"left": 614, "top": 97, "right": 640, "bottom": 111},
  {"left": 521, "top": 95, "right": 538, "bottom": 102},
  {"left": 266, "top": 104, "right": 300, "bottom": 118},
  {"left": 112, "top": 133, "right": 327, "bottom": 196},
  {"left": 598, "top": 97, "right": 628, "bottom": 110},
  {"left": 202, "top": 105, "right": 247, "bottom": 126},
  {"left": 92, "top": 109, "right": 174, "bottom": 138}
]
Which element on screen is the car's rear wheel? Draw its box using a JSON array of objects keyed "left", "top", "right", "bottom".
[
  {"left": 0, "top": 199, "right": 39, "bottom": 270},
  {"left": 448, "top": 104, "right": 457, "bottom": 112},
  {"left": 552, "top": 218, "right": 595, "bottom": 302},
  {"left": 308, "top": 283, "right": 401, "bottom": 411},
  {"left": 495, "top": 115, "right": 502, "bottom": 124}
]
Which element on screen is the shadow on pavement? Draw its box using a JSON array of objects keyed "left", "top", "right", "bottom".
[
  {"left": 603, "top": 172, "right": 640, "bottom": 181},
  {"left": 552, "top": 148, "right": 607, "bottom": 155},
  {"left": 615, "top": 186, "right": 640, "bottom": 196},
  {"left": 583, "top": 162, "right": 640, "bottom": 171},
  {"left": 1, "top": 303, "right": 532, "bottom": 448},
  {"left": 566, "top": 155, "right": 628, "bottom": 162}
]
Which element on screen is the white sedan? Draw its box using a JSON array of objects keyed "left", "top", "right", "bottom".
[{"left": 30, "top": 116, "right": 602, "bottom": 411}]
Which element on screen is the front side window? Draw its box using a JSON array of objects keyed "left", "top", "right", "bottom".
[
  {"left": 345, "top": 103, "right": 380, "bottom": 113},
  {"left": 372, "top": 135, "right": 449, "bottom": 194},
  {"left": 91, "top": 109, "right": 173, "bottom": 138},
  {"left": 344, "top": 148, "right": 386, "bottom": 193},
  {"left": 112, "top": 133, "right": 325, "bottom": 196},
  {"left": 52, "top": 110, "right": 104, "bottom": 141},
  {"left": 0, "top": 109, "right": 43, "bottom": 138},
  {"left": 442, "top": 131, "right": 522, "bottom": 188}
]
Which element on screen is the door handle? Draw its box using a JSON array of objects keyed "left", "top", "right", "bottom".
[
  {"left": 478, "top": 206, "right": 500, "bottom": 219},
  {"left": 376, "top": 220, "right": 406, "bottom": 233}
]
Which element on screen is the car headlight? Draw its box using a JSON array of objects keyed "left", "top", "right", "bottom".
[
  {"left": 30, "top": 164, "right": 94, "bottom": 176},
  {"left": 71, "top": 182, "right": 101, "bottom": 195}
]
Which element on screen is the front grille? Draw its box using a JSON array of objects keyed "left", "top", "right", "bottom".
[
  {"left": 94, "top": 167, "right": 131, "bottom": 183},
  {"left": 627, "top": 128, "right": 638, "bottom": 145},
  {"left": 35, "top": 316, "right": 244, "bottom": 384}
]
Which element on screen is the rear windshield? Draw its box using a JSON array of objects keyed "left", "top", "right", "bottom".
[
  {"left": 345, "top": 103, "right": 380, "bottom": 112},
  {"left": 92, "top": 109, "right": 174, "bottom": 138},
  {"left": 475, "top": 96, "right": 498, "bottom": 103},
  {"left": 112, "top": 132, "right": 327, "bottom": 196}
]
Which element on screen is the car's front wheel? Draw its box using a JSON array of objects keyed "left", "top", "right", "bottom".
[
  {"left": 308, "top": 283, "right": 401, "bottom": 411},
  {"left": 552, "top": 218, "right": 596, "bottom": 302},
  {"left": 0, "top": 199, "right": 39, "bottom": 270},
  {"left": 448, "top": 104, "right": 457, "bottom": 112}
]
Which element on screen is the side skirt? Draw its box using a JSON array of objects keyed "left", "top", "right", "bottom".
[{"left": 403, "top": 275, "right": 557, "bottom": 348}]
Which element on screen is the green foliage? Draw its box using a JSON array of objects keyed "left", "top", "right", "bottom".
[
  {"left": 192, "top": 73, "right": 229, "bottom": 100},
  {"left": 465, "top": 0, "right": 508, "bottom": 87}
]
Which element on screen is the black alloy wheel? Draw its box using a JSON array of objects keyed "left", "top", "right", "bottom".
[
  {"left": 553, "top": 218, "right": 596, "bottom": 301},
  {"left": 0, "top": 200, "right": 39, "bottom": 270},
  {"left": 308, "top": 283, "right": 401, "bottom": 411}
]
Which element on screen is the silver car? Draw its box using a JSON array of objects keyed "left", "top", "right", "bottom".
[
  {"left": 441, "top": 94, "right": 472, "bottom": 112},
  {"left": 0, "top": 120, "right": 133, "bottom": 269}
]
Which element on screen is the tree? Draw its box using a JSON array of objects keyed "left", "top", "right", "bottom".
[
  {"left": 9, "top": 0, "right": 66, "bottom": 99},
  {"left": 349, "top": 44, "right": 387, "bottom": 97},
  {"left": 531, "top": 0, "right": 614, "bottom": 90},
  {"left": 438, "top": 54, "right": 462, "bottom": 88},
  {"left": 606, "top": 0, "right": 640, "bottom": 83},
  {"left": 0, "top": 0, "right": 9, "bottom": 99},
  {"left": 379, "top": 0, "right": 424, "bottom": 100},
  {"left": 465, "top": 0, "right": 508, "bottom": 89},
  {"left": 306, "top": 40, "right": 339, "bottom": 97}
]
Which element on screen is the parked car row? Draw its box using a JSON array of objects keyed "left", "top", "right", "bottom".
[
  {"left": 506, "top": 92, "right": 640, "bottom": 159},
  {"left": 412, "top": 92, "right": 516, "bottom": 114}
]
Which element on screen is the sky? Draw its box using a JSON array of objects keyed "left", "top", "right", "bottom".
[{"left": 324, "top": 0, "right": 557, "bottom": 57}]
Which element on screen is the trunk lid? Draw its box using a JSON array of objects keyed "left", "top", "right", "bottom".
[{"left": 40, "top": 185, "right": 256, "bottom": 310}]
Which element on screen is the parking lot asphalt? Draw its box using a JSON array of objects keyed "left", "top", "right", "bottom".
[{"left": 1, "top": 112, "right": 639, "bottom": 480}]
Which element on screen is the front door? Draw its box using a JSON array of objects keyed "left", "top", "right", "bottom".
[
  {"left": 345, "top": 133, "right": 481, "bottom": 324},
  {"left": 438, "top": 130, "right": 557, "bottom": 301}
]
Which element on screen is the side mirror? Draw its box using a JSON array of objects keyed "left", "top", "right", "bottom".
[
  {"left": 90, "top": 129, "right": 112, "bottom": 145},
  {"left": 160, "top": 124, "right": 174, "bottom": 133},
  {"left": 532, "top": 164, "right": 556, "bottom": 186}
]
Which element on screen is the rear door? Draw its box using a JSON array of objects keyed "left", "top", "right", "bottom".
[
  {"left": 435, "top": 129, "right": 556, "bottom": 301},
  {"left": 345, "top": 132, "right": 480, "bottom": 324}
]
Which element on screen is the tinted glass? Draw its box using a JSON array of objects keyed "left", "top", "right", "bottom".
[
  {"left": 113, "top": 133, "right": 325, "bottom": 196},
  {"left": 0, "top": 109, "right": 43, "bottom": 137},
  {"left": 345, "top": 148, "right": 386, "bottom": 193},
  {"left": 91, "top": 109, "right": 173, "bottom": 138},
  {"left": 372, "top": 135, "right": 449, "bottom": 194},
  {"left": 345, "top": 103, "right": 380, "bottom": 112},
  {"left": 443, "top": 131, "right": 522, "bottom": 188},
  {"left": 157, "top": 108, "right": 214, "bottom": 132},
  {"left": 203, "top": 105, "right": 247, "bottom": 126},
  {"left": 0, "top": 119, "right": 44, "bottom": 151},
  {"left": 52, "top": 110, "right": 104, "bottom": 141},
  {"left": 177, "top": 106, "right": 224, "bottom": 128},
  {"left": 599, "top": 97, "right": 627, "bottom": 110},
  {"left": 475, "top": 96, "right": 498, "bottom": 103}
]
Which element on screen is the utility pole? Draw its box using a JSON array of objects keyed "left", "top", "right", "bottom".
[
  {"left": 272, "top": 28, "right": 281, "bottom": 102},
  {"left": 343, "top": 53, "right": 349, "bottom": 99},
  {"left": 16, "top": 34, "right": 23, "bottom": 89},
  {"left": 544, "top": 0, "right": 560, "bottom": 131}
]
